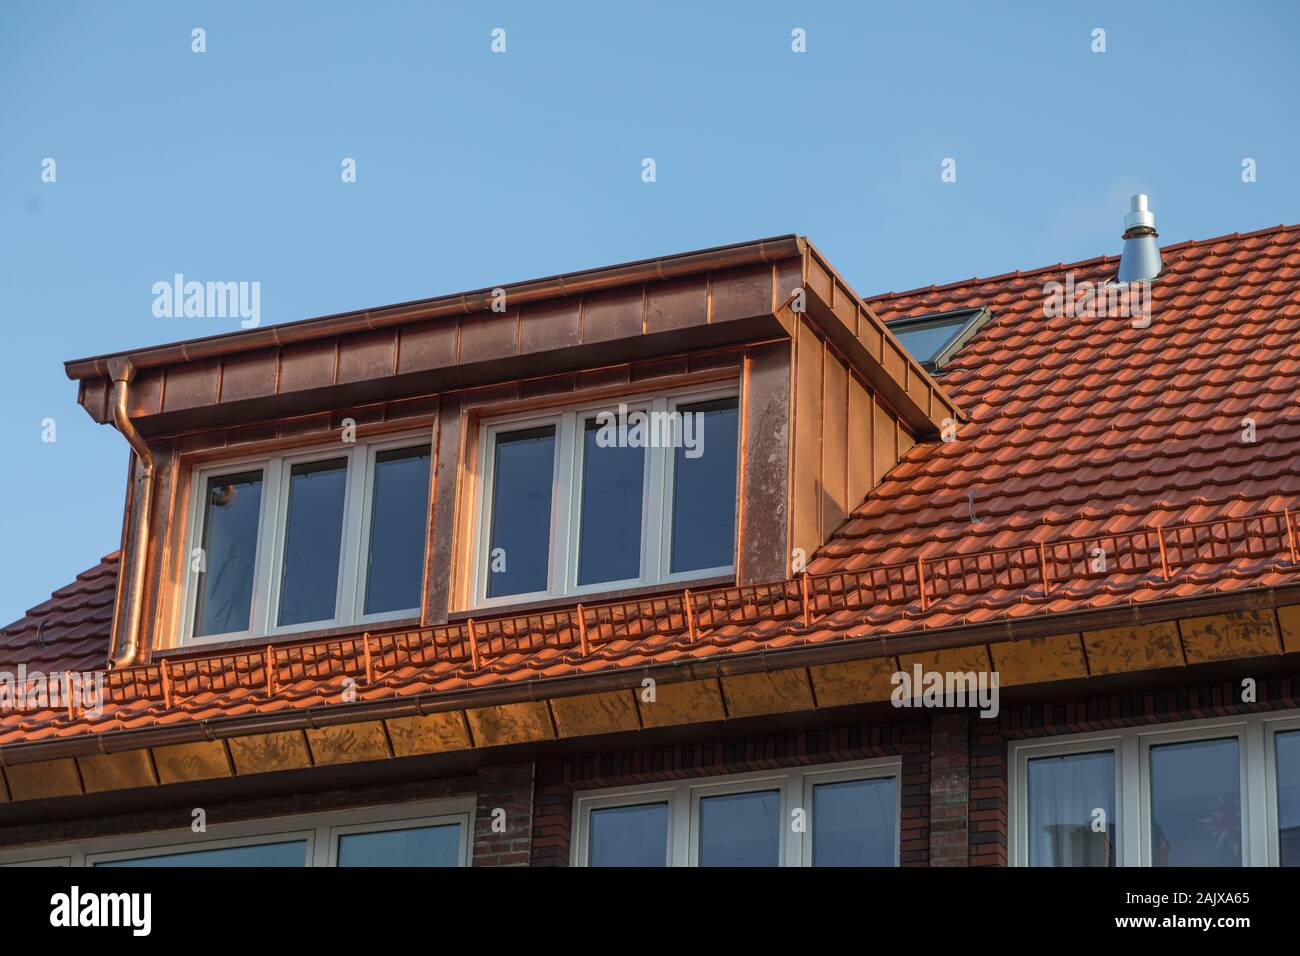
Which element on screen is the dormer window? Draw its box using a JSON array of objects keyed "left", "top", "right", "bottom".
[
  {"left": 470, "top": 387, "right": 740, "bottom": 609},
  {"left": 183, "top": 432, "right": 432, "bottom": 645}
]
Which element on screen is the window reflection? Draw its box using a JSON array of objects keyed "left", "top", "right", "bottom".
[
  {"left": 193, "top": 470, "right": 263, "bottom": 637},
  {"left": 669, "top": 398, "right": 739, "bottom": 574},
  {"left": 336, "top": 823, "right": 460, "bottom": 867},
  {"left": 698, "top": 790, "right": 780, "bottom": 866},
  {"left": 487, "top": 427, "right": 555, "bottom": 597},
  {"left": 1149, "top": 738, "right": 1241, "bottom": 866},
  {"left": 578, "top": 419, "right": 644, "bottom": 586},
  {"left": 588, "top": 803, "right": 669, "bottom": 867},
  {"left": 98, "top": 840, "right": 307, "bottom": 867},
  {"left": 277, "top": 459, "right": 348, "bottom": 626},
  {"left": 812, "top": 777, "right": 896, "bottom": 866},
  {"left": 364, "top": 446, "right": 431, "bottom": 615},
  {"left": 1276, "top": 730, "right": 1300, "bottom": 866},
  {"left": 1026, "top": 751, "right": 1115, "bottom": 866}
]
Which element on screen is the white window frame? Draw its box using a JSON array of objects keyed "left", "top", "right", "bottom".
[
  {"left": 1264, "top": 714, "right": 1300, "bottom": 867},
  {"left": 570, "top": 758, "right": 901, "bottom": 867},
  {"left": 180, "top": 429, "right": 433, "bottom": 646},
  {"left": 0, "top": 798, "right": 474, "bottom": 868},
  {"left": 470, "top": 384, "right": 740, "bottom": 610},
  {"left": 1009, "top": 709, "right": 1300, "bottom": 867}
]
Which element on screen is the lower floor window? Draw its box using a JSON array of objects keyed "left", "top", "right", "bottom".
[
  {"left": 573, "top": 759, "right": 900, "bottom": 867},
  {"left": 1011, "top": 712, "right": 1300, "bottom": 867},
  {"left": 0, "top": 800, "right": 473, "bottom": 868}
]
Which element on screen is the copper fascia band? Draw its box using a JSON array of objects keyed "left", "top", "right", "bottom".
[
  {"left": 64, "top": 236, "right": 806, "bottom": 381},
  {"left": 106, "top": 360, "right": 155, "bottom": 669}
]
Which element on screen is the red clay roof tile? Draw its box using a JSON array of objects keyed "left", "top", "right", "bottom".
[{"left": 5, "top": 225, "right": 1300, "bottom": 746}]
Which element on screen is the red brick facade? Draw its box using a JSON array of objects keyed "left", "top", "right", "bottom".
[
  {"left": 928, "top": 713, "right": 970, "bottom": 866},
  {"left": 518, "top": 666, "right": 1300, "bottom": 867},
  {"left": 472, "top": 763, "right": 535, "bottom": 867},
  {"left": 531, "top": 719, "right": 930, "bottom": 866}
]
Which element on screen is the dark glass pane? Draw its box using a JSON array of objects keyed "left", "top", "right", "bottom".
[
  {"left": 669, "top": 399, "right": 739, "bottom": 574},
  {"left": 1150, "top": 738, "right": 1241, "bottom": 866},
  {"left": 588, "top": 803, "right": 668, "bottom": 867},
  {"left": 277, "top": 458, "right": 348, "bottom": 626},
  {"left": 812, "top": 777, "right": 896, "bottom": 866},
  {"left": 578, "top": 419, "right": 644, "bottom": 586},
  {"left": 193, "top": 470, "right": 263, "bottom": 637},
  {"left": 698, "top": 789, "right": 779, "bottom": 866},
  {"left": 337, "top": 823, "right": 460, "bottom": 867},
  {"left": 890, "top": 317, "right": 967, "bottom": 363},
  {"left": 486, "top": 426, "right": 555, "bottom": 598},
  {"left": 98, "top": 840, "right": 307, "bottom": 867},
  {"left": 1277, "top": 730, "right": 1300, "bottom": 866},
  {"left": 364, "top": 446, "right": 431, "bottom": 615},
  {"left": 1027, "top": 751, "right": 1116, "bottom": 866}
]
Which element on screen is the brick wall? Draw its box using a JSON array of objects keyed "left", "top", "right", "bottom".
[
  {"left": 928, "top": 713, "right": 969, "bottom": 866},
  {"left": 970, "top": 716, "right": 1007, "bottom": 866},
  {"left": 532, "top": 719, "right": 929, "bottom": 866},
  {"left": 472, "top": 763, "right": 535, "bottom": 867},
  {"left": 968, "top": 669, "right": 1300, "bottom": 866}
]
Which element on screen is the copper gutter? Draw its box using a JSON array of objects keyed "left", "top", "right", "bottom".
[
  {"left": 2, "top": 581, "right": 1295, "bottom": 767},
  {"left": 64, "top": 235, "right": 804, "bottom": 381},
  {"left": 105, "top": 359, "right": 154, "bottom": 669}
]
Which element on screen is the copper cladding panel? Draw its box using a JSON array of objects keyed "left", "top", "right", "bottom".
[
  {"left": 737, "top": 341, "right": 792, "bottom": 584},
  {"left": 792, "top": 320, "right": 823, "bottom": 561},
  {"left": 846, "top": 374, "right": 873, "bottom": 510},
  {"left": 337, "top": 329, "right": 398, "bottom": 384},
  {"left": 549, "top": 691, "right": 641, "bottom": 738},
  {"left": 991, "top": 634, "right": 1089, "bottom": 686},
  {"left": 821, "top": 351, "right": 849, "bottom": 536},
  {"left": 873, "top": 398, "right": 897, "bottom": 484},
  {"left": 711, "top": 263, "right": 775, "bottom": 325},
  {"left": 5, "top": 759, "right": 83, "bottom": 801},
  {"left": 219, "top": 349, "right": 278, "bottom": 403},
  {"left": 77, "top": 749, "right": 158, "bottom": 793},
  {"left": 647, "top": 275, "right": 708, "bottom": 334}
]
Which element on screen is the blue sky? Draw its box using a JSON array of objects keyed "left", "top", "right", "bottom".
[{"left": 1, "top": 1, "right": 1297, "bottom": 624}]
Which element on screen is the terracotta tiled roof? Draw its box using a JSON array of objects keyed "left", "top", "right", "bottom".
[
  {"left": 4, "top": 225, "right": 1300, "bottom": 746},
  {"left": 0, "top": 554, "right": 117, "bottom": 675}
]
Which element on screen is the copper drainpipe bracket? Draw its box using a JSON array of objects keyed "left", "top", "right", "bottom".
[{"left": 106, "top": 358, "right": 156, "bottom": 670}]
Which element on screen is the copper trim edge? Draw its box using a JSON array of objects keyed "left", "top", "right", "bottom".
[{"left": 64, "top": 236, "right": 806, "bottom": 381}]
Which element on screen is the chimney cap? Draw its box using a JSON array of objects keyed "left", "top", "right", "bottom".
[{"left": 1123, "top": 193, "right": 1156, "bottom": 232}]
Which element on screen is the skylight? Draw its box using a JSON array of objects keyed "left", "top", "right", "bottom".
[{"left": 884, "top": 307, "right": 990, "bottom": 372}]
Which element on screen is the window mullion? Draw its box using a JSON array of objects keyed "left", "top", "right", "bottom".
[
  {"left": 565, "top": 412, "right": 585, "bottom": 596},
  {"left": 1121, "top": 734, "right": 1142, "bottom": 867},
  {"left": 649, "top": 397, "right": 671, "bottom": 582},
  {"left": 474, "top": 425, "right": 497, "bottom": 607},
  {"left": 254, "top": 458, "right": 285, "bottom": 638},
  {"left": 552, "top": 413, "right": 576, "bottom": 596},
  {"left": 675, "top": 786, "right": 692, "bottom": 867},
  {"left": 337, "top": 443, "right": 369, "bottom": 624},
  {"left": 785, "top": 772, "right": 803, "bottom": 868},
  {"left": 1244, "top": 721, "right": 1269, "bottom": 866}
]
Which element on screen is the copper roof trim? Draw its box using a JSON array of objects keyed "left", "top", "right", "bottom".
[{"left": 64, "top": 235, "right": 805, "bottom": 381}]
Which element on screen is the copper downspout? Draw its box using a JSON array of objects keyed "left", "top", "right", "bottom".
[{"left": 106, "top": 359, "right": 154, "bottom": 669}]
